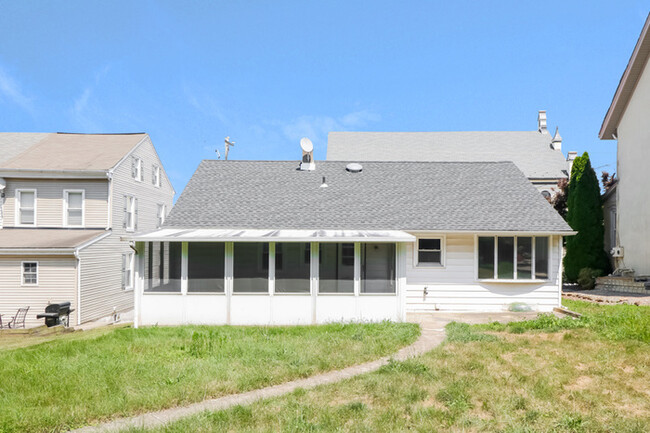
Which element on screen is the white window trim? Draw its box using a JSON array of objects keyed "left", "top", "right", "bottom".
[
  {"left": 15, "top": 189, "right": 37, "bottom": 227},
  {"left": 63, "top": 189, "right": 85, "bottom": 227},
  {"left": 124, "top": 252, "right": 134, "bottom": 291},
  {"left": 157, "top": 203, "right": 166, "bottom": 228},
  {"left": 153, "top": 165, "right": 161, "bottom": 188},
  {"left": 125, "top": 195, "right": 136, "bottom": 232},
  {"left": 21, "top": 261, "right": 39, "bottom": 286},
  {"left": 414, "top": 235, "right": 446, "bottom": 268},
  {"left": 133, "top": 157, "right": 143, "bottom": 182},
  {"left": 474, "top": 235, "right": 551, "bottom": 283}
]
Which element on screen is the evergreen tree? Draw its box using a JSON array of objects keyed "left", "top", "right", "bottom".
[{"left": 563, "top": 152, "right": 611, "bottom": 282}]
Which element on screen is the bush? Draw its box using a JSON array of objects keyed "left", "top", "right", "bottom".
[
  {"left": 577, "top": 267, "right": 602, "bottom": 290},
  {"left": 564, "top": 152, "right": 611, "bottom": 281}
]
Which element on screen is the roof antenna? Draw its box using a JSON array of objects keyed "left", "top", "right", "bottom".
[
  {"left": 224, "top": 136, "right": 235, "bottom": 160},
  {"left": 215, "top": 149, "right": 221, "bottom": 159}
]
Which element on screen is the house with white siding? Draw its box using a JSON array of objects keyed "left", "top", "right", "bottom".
[
  {"left": 0, "top": 133, "right": 174, "bottom": 327},
  {"left": 327, "top": 111, "right": 576, "bottom": 199},
  {"left": 127, "top": 143, "right": 573, "bottom": 327},
  {"left": 599, "top": 13, "right": 650, "bottom": 280}
]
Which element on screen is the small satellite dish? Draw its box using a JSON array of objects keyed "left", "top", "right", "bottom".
[{"left": 300, "top": 137, "right": 313, "bottom": 153}]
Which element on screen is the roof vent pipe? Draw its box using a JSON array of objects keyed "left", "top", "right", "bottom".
[
  {"left": 346, "top": 163, "right": 363, "bottom": 173},
  {"left": 320, "top": 176, "right": 328, "bottom": 188},
  {"left": 538, "top": 110, "right": 547, "bottom": 133},
  {"left": 299, "top": 138, "right": 315, "bottom": 171}
]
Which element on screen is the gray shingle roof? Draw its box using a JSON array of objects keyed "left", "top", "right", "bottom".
[
  {"left": 165, "top": 160, "right": 572, "bottom": 233},
  {"left": 327, "top": 131, "right": 569, "bottom": 179}
]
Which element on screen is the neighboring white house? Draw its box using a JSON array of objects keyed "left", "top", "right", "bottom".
[
  {"left": 599, "top": 13, "right": 650, "bottom": 277},
  {"left": 327, "top": 111, "right": 576, "bottom": 198},
  {"left": 0, "top": 133, "right": 174, "bottom": 327},
  {"left": 127, "top": 146, "right": 573, "bottom": 327}
]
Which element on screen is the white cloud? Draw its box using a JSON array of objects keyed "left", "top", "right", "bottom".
[
  {"left": 278, "top": 110, "right": 381, "bottom": 150},
  {"left": 0, "top": 66, "right": 34, "bottom": 113},
  {"left": 183, "top": 84, "right": 229, "bottom": 125},
  {"left": 68, "top": 65, "right": 111, "bottom": 131}
]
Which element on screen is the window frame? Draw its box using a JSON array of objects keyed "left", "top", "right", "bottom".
[
  {"left": 21, "top": 261, "right": 39, "bottom": 286},
  {"left": 475, "top": 235, "right": 551, "bottom": 282},
  {"left": 414, "top": 235, "right": 445, "bottom": 268},
  {"left": 133, "top": 157, "right": 143, "bottom": 182},
  {"left": 152, "top": 164, "right": 161, "bottom": 187},
  {"left": 124, "top": 195, "right": 137, "bottom": 232},
  {"left": 15, "top": 189, "right": 37, "bottom": 227},
  {"left": 63, "top": 189, "right": 85, "bottom": 227},
  {"left": 122, "top": 252, "right": 134, "bottom": 291},
  {"left": 157, "top": 203, "right": 166, "bottom": 228}
]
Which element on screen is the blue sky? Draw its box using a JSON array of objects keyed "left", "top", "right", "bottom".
[{"left": 0, "top": 1, "right": 647, "bottom": 196}]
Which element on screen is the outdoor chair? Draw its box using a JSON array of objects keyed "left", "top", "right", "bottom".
[{"left": 6, "top": 307, "right": 29, "bottom": 329}]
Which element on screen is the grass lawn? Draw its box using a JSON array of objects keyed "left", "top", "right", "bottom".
[
  {"left": 0, "top": 321, "right": 419, "bottom": 433},
  {"left": 131, "top": 300, "right": 650, "bottom": 433}
]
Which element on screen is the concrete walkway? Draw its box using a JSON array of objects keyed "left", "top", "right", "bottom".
[{"left": 70, "top": 312, "right": 538, "bottom": 433}]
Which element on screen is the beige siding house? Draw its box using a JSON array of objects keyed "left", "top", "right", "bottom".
[
  {"left": 0, "top": 133, "right": 174, "bottom": 327},
  {"left": 600, "top": 13, "right": 650, "bottom": 278}
]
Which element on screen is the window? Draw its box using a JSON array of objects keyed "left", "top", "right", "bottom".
[
  {"left": 144, "top": 242, "right": 182, "bottom": 292},
  {"left": 123, "top": 195, "right": 137, "bottom": 231},
  {"left": 188, "top": 243, "right": 225, "bottom": 293},
  {"left": 122, "top": 252, "right": 134, "bottom": 290},
  {"left": 16, "top": 189, "right": 36, "bottom": 226},
  {"left": 275, "top": 243, "right": 310, "bottom": 293},
  {"left": 361, "top": 243, "right": 396, "bottom": 294},
  {"left": 233, "top": 242, "right": 268, "bottom": 293},
  {"left": 157, "top": 204, "right": 166, "bottom": 228},
  {"left": 152, "top": 165, "right": 161, "bottom": 187},
  {"left": 64, "top": 190, "right": 84, "bottom": 227},
  {"left": 477, "top": 236, "right": 550, "bottom": 280},
  {"left": 21, "top": 262, "right": 38, "bottom": 285},
  {"left": 319, "top": 243, "right": 354, "bottom": 293},
  {"left": 416, "top": 238, "right": 443, "bottom": 266},
  {"left": 132, "top": 157, "right": 143, "bottom": 181}
]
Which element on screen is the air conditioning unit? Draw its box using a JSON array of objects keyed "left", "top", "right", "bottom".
[{"left": 611, "top": 246, "right": 624, "bottom": 258}]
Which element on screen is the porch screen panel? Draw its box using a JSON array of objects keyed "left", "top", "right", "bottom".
[
  {"left": 535, "top": 237, "right": 549, "bottom": 279},
  {"left": 233, "top": 242, "right": 268, "bottom": 293},
  {"left": 275, "top": 243, "right": 310, "bottom": 293},
  {"left": 516, "top": 237, "right": 532, "bottom": 279},
  {"left": 319, "top": 243, "right": 354, "bottom": 293},
  {"left": 497, "top": 237, "right": 514, "bottom": 279},
  {"left": 146, "top": 242, "right": 181, "bottom": 292},
  {"left": 188, "top": 243, "right": 225, "bottom": 292},
  {"left": 478, "top": 237, "right": 495, "bottom": 279},
  {"left": 361, "top": 243, "right": 396, "bottom": 294}
]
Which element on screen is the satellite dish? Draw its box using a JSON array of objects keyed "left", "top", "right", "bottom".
[{"left": 300, "top": 137, "right": 313, "bottom": 153}]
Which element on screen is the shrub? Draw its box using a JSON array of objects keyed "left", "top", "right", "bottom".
[
  {"left": 577, "top": 267, "right": 602, "bottom": 290},
  {"left": 564, "top": 152, "right": 611, "bottom": 281}
]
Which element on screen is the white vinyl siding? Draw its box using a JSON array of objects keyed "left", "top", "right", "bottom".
[
  {"left": 3, "top": 179, "right": 108, "bottom": 227},
  {"left": 15, "top": 189, "right": 36, "bottom": 226},
  {"left": 77, "top": 136, "right": 174, "bottom": 324},
  {"left": 405, "top": 233, "right": 561, "bottom": 313},
  {"left": 63, "top": 190, "right": 85, "bottom": 227},
  {"left": 0, "top": 256, "right": 78, "bottom": 328}
]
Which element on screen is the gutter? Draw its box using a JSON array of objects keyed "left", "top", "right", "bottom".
[{"left": 0, "top": 169, "right": 108, "bottom": 179}]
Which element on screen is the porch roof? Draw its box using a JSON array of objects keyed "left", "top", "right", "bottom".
[{"left": 123, "top": 228, "right": 416, "bottom": 243}]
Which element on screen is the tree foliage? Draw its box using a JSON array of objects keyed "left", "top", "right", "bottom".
[
  {"left": 563, "top": 152, "right": 610, "bottom": 282},
  {"left": 551, "top": 178, "right": 569, "bottom": 220}
]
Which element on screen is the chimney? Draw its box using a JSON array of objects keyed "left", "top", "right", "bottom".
[
  {"left": 551, "top": 127, "right": 562, "bottom": 151},
  {"left": 537, "top": 110, "right": 547, "bottom": 133},
  {"left": 566, "top": 151, "right": 578, "bottom": 174},
  {"left": 299, "top": 137, "right": 315, "bottom": 171}
]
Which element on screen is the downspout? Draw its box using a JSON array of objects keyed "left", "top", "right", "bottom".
[{"left": 74, "top": 249, "right": 82, "bottom": 326}]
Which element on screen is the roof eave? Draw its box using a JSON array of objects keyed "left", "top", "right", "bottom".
[
  {"left": 600, "top": 13, "right": 650, "bottom": 140},
  {"left": 0, "top": 168, "right": 109, "bottom": 179}
]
